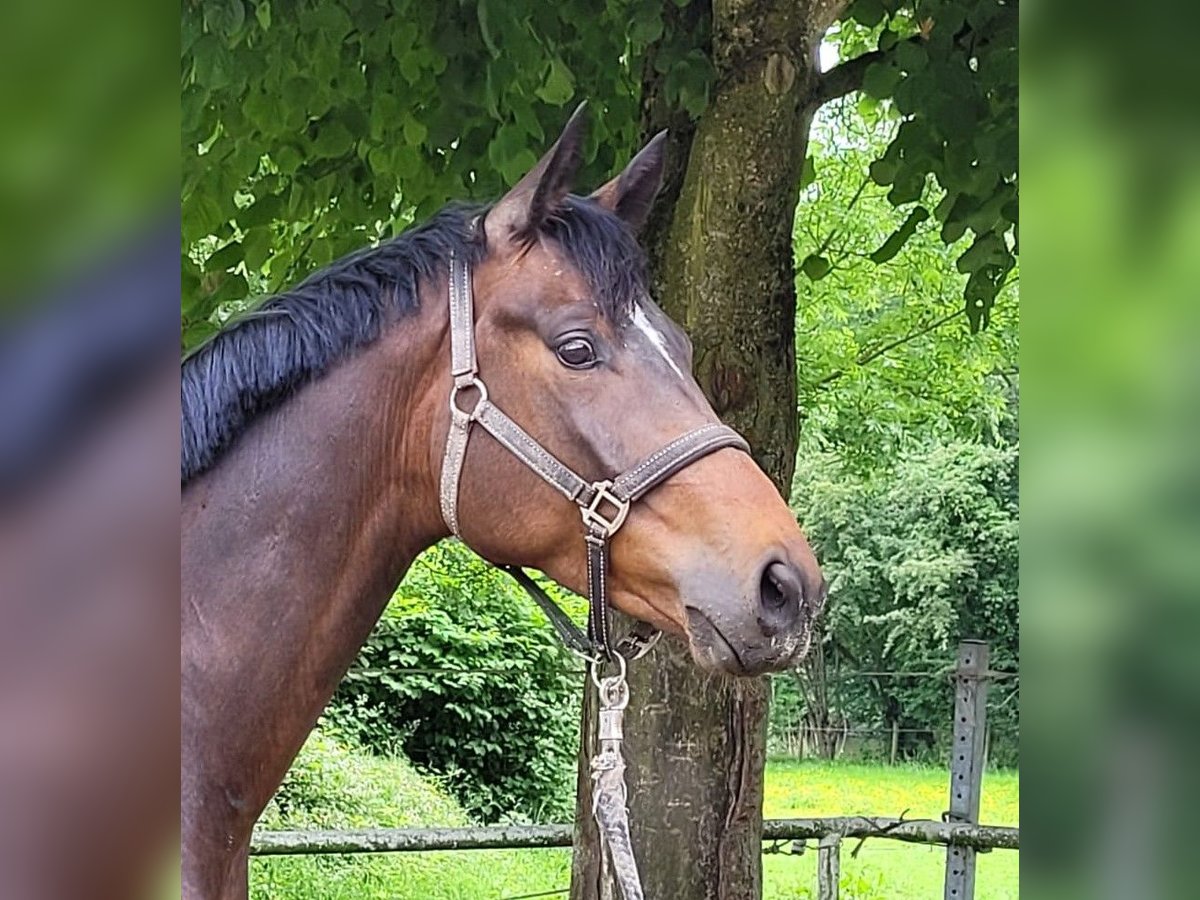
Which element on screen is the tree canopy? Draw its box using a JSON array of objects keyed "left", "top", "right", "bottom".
[
  {"left": 794, "top": 95, "right": 1017, "bottom": 466},
  {"left": 182, "top": 0, "right": 1018, "bottom": 346}
]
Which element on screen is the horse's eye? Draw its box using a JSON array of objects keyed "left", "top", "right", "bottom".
[{"left": 556, "top": 337, "right": 596, "bottom": 369}]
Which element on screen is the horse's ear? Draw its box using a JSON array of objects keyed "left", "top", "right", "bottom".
[
  {"left": 486, "top": 102, "right": 588, "bottom": 242},
  {"left": 590, "top": 130, "right": 667, "bottom": 233}
]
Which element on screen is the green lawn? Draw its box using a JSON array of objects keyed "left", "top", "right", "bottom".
[
  {"left": 761, "top": 759, "right": 1019, "bottom": 899},
  {"left": 250, "top": 735, "right": 1018, "bottom": 899}
]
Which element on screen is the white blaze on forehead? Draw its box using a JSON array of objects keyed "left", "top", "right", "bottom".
[{"left": 632, "top": 303, "right": 685, "bottom": 379}]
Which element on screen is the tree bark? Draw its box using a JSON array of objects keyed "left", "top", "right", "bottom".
[{"left": 572, "top": 1, "right": 848, "bottom": 897}]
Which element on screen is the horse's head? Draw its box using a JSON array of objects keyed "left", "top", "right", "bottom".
[{"left": 442, "top": 107, "right": 825, "bottom": 675}]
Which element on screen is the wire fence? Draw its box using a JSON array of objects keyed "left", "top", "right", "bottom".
[{"left": 338, "top": 660, "right": 1019, "bottom": 766}]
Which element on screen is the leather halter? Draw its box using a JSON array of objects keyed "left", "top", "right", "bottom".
[{"left": 439, "top": 252, "right": 750, "bottom": 661}]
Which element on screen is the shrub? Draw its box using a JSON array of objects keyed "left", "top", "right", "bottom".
[
  {"left": 253, "top": 729, "right": 572, "bottom": 900},
  {"left": 781, "top": 440, "right": 1019, "bottom": 765},
  {"left": 326, "top": 541, "right": 584, "bottom": 823}
]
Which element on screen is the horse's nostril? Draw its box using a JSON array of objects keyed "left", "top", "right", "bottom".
[
  {"left": 761, "top": 567, "right": 787, "bottom": 610},
  {"left": 759, "top": 560, "right": 802, "bottom": 623}
]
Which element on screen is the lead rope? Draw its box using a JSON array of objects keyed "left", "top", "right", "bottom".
[{"left": 591, "top": 656, "right": 644, "bottom": 900}]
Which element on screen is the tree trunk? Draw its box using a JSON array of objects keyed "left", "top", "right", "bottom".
[{"left": 572, "top": 2, "right": 847, "bottom": 897}]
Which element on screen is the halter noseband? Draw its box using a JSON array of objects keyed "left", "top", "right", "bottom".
[{"left": 439, "top": 252, "right": 750, "bottom": 662}]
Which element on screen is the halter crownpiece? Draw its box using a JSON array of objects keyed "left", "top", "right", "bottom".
[{"left": 439, "top": 251, "right": 750, "bottom": 660}]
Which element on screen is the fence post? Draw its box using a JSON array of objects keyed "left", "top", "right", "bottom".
[
  {"left": 817, "top": 833, "right": 841, "bottom": 900},
  {"left": 944, "top": 640, "right": 989, "bottom": 900}
]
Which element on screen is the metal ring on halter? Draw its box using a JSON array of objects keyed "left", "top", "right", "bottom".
[
  {"left": 449, "top": 377, "right": 488, "bottom": 420},
  {"left": 591, "top": 649, "right": 627, "bottom": 691}
]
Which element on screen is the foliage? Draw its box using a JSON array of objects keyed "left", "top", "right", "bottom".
[
  {"left": 326, "top": 540, "right": 585, "bottom": 823},
  {"left": 180, "top": 0, "right": 709, "bottom": 347},
  {"left": 784, "top": 86, "right": 1018, "bottom": 767},
  {"left": 253, "top": 728, "right": 572, "bottom": 899},
  {"left": 795, "top": 96, "right": 1017, "bottom": 468},
  {"left": 812, "top": 0, "right": 1019, "bottom": 329},
  {"left": 786, "top": 440, "right": 1019, "bottom": 764},
  {"left": 181, "top": 0, "right": 1016, "bottom": 349}
]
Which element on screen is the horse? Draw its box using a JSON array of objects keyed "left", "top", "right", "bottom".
[{"left": 181, "top": 105, "right": 825, "bottom": 899}]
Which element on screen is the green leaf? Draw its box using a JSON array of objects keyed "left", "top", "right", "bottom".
[
  {"left": 313, "top": 120, "right": 353, "bottom": 158},
  {"left": 253, "top": 0, "right": 271, "bottom": 31},
  {"left": 389, "top": 22, "right": 417, "bottom": 61},
  {"left": 887, "top": 169, "right": 925, "bottom": 205},
  {"left": 869, "top": 206, "right": 930, "bottom": 264},
  {"left": 963, "top": 259, "right": 1012, "bottom": 332},
  {"left": 242, "top": 226, "right": 273, "bottom": 272},
  {"left": 182, "top": 320, "right": 218, "bottom": 352},
  {"left": 403, "top": 117, "right": 428, "bottom": 146},
  {"left": 801, "top": 254, "right": 832, "bottom": 281},
  {"left": 238, "top": 193, "right": 283, "bottom": 229},
  {"left": 273, "top": 145, "right": 302, "bottom": 175},
  {"left": 870, "top": 156, "right": 900, "bottom": 186},
  {"left": 852, "top": 0, "right": 885, "bottom": 28},
  {"left": 894, "top": 39, "right": 928, "bottom": 73},
  {"left": 629, "top": 3, "right": 664, "bottom": 45},
  {"left": 399, "top": 49, "right": 423, "bottom": 84},
  {"left": 535, "top": 58, "right": 575, "bottom": 105},
  {"left": 956, "top": 232, "right": 1007, "bottom": 274},
  {"left": 857, "top": 94, "right": 882, "bottom": 123},
  {"left": 477, "top": 0, "right": 500, "bottom": 57},
  {"left": 799, "top": 154, "right": 816, "bottom": 190},
  {"left": 210, "top": 0, "right": 246, "bottom": 44},
  {"left": 205, "top": 239, "right": 244, "bottom": 273},
  {"left": 391, "top": 145, "right": 423, "bottom": 179},
  {"left": 862, "top": 61, "right": 902, "bottom": 100}
]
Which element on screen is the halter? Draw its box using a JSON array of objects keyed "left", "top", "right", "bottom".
[{"left": 439, "top": 251, "right": 750, "bottom": 662}]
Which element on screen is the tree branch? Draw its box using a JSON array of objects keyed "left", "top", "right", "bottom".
[
  {"left": 810, "top": 49, "right": 884, "bottom": 109},
  {"left": 806, "top": 36, "right": 926, "bottom": 111},
  {"left": 812, "top": 308, "right": 964, "bottom": 388}
]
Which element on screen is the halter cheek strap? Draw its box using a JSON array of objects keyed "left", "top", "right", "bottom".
[{"left": 439, "top": 252, "right": 750, "bottom": 661}]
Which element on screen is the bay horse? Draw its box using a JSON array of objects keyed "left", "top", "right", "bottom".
[{"left": 181, "top": 106, "right": 825, "bottom": 898}]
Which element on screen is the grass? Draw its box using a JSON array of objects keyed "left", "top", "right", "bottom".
[
  {"left": 250, "top": 735, "right": 1018, "bottom": 899},
  {"left": 250, "top": 730, "right": 570, "bottom": 900},
  {"left": 761, "top": 759, "right": 1019, "bottom": 899}
]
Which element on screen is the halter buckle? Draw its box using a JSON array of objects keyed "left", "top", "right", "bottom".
[{"left": 581, "top": 480, "right": 630, "bottom": 538}]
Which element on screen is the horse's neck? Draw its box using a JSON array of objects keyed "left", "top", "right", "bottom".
[{"left": 181, "top": 310, "right": 447, "bottom": 843}]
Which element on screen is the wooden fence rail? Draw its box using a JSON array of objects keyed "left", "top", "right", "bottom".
[
  {"left": 250, "top": 816, "right": 1018, "bottom": 856},
  {"left": 251, "top": 640, "right": 1015, "bottom": 900}
]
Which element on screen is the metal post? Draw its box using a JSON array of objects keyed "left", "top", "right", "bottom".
[
  {"left": 944, "top": 640, "right": 989, "bottom": 900},
  {"left": 817, "top": 834, "right": 841, "bottom": 900}
]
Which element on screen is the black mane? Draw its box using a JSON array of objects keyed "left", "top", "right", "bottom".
[{"left": 181, "top": 196, "right": 648, "bottom": 484}]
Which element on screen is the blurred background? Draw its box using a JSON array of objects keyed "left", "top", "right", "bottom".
[
  {"left": 0, "top": 0, "right": 178, "bottom": 898},
  {"left": 1023, "top": 1, "right": 1200, "bottom": 898}
]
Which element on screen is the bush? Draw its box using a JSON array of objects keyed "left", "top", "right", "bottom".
[
  {"left": 326, "top": 541, "right": 584, "bottom": 823},
  {"left": 781, "top": 440, "right": 1019, "bottom": 765},
  {"left": 253, "top": 729, "right": 572, "bottom": 900}
]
